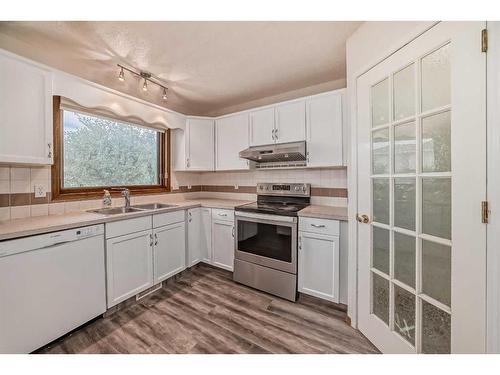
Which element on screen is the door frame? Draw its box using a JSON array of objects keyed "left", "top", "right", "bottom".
[
  {"left": 487, "top": 21, "right": 500, "bottom": 354},
  {"left": 347, "top": 22, "right": 439, "bottom": 328}
]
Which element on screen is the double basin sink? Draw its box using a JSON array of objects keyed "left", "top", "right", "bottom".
[{"left": 89, "top": 203, "right": 177, "bottom": 216}]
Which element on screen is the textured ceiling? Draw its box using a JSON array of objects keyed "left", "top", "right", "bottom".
[{"left": 0, "top": 21, "right": 361, "bottom": 116}]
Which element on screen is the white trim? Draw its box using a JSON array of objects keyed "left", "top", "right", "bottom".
[
  {"left": 347, "top": 21, "right": 440, "bottom": 328},
  {"left": 487, "top": 21, "right": 500, "bottom": 354}
]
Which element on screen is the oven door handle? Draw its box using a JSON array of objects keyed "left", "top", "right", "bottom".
[{"left": 235, "top": 211, "right": 297, "bottom": 223}]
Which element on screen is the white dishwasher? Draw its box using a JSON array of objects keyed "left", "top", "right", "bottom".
[{"left": 0, "top": 224, "right": 106, "bottom": 353}]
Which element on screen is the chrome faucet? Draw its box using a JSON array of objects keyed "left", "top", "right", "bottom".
[{"left": 112, "top": 188, "right": 131, "bottom": 208}]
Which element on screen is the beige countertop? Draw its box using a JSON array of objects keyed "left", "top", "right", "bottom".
[
  {"left": 0, "top": 198, "right": 252, "bottom": 241},
  {"left": 298, "top": 205, "right": 348, "bottom": 221},
  {"left": 0, "top": 199, "right": 347, "bottom": 241}
]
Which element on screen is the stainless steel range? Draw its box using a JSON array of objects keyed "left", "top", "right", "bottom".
[{"left": 233, "top": 182, "right": 311, "bottom": 301}]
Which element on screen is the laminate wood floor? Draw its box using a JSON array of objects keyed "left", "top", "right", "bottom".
[{"left": 37, "top": 264, "right": 379, "bottom": 354}]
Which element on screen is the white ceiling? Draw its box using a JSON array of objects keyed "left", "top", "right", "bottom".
[{"left": 0, "top": 21, "right": 361, "bottom": 116}]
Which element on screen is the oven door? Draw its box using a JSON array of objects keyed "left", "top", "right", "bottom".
[{"left": 234, "top": 211, "right": 297, "bottom": 274}]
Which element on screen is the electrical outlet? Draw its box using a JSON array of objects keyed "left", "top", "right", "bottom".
[
  {"left": 34, "top": 184, "right": 46, "bottom": 198},
  {"left": 187, "top": 184, "right": 192, "bottom": 190},
  {"left": 234, "top": 184, "right": 239, "bottom": 190}
]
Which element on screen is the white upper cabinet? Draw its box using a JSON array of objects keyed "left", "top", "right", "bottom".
[
  {"left": 275, "top": 100, "right": 306, "bottom": 144},
  {"left": 0, "top": 50, "right": 53, "bottom": 165},
  {"left": 306, "top": 90, "right": 345, "bottom": 167},
  {"left": 249, "top": 107, "right": 275, "bottom": 146},
  {"left": 215, "top": 113, "right": 249, "bottom": 170},
  {"left": 186, "top": 117, "right": 214, "bottom": 170}
]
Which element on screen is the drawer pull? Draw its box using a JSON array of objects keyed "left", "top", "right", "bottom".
[
  {"left": 218, "top": 213, "right": 228, "bottom": 217},
  {"left": 311, "top": 224, "right": 326, "bottom": 228}
]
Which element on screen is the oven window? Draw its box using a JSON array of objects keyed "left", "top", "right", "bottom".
[{"left": 237, "top": 220, "right": 292, "bottom": 262}]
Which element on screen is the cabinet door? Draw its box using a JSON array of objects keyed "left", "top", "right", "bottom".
[
  {"left": 306, "top": 91, "right": 344, "bottom": 167},
  {"left": 186, "top": 118, "right": 214, "bottom": 170},
  {"left": 212, "top": 219, "right": 235, "bottom": 271},
  {"left": 154, "top": 222, "right": 186, "bottom": 283},
  {"left": 171, "top": 128, "right": 187, "bottom": 171},
  {"left": 275, "top": 100, "right": 306, "bottom": 143},
  {"left": 215, "top": 113, "right": 250, "bottom": 170},
  {"left": 201, "top": 208, "right": 212, "bottom": 263},
  {"left": 249, "top": 107, "right": 275, "bottom": 146},
  {"left": 187, "top": 208, "right": 201, "bottom": 267},
  {"left": 106, "top": 230, "right": 153, "bottom": 307},
  {"left": 0, "top": 51, "right": 53, "bottom": 165},
  {"left": 298, "top": 232, "right": 340, "bottom": 303}
]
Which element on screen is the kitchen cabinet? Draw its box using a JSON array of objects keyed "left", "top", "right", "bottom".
[
  {"left": 106, "top": 229, "right": 154, "bottom": 307},
  {"left": 298, "top": 218, "right": 340, "bottom": 303},
  {"left": 211, "top": 209, "right": 235, "bottom": 271},
  {"left": 201, "top": 208, "right": 213, "bottom": 263},
  {"left": 105, "top": 211, "right": 186, "bottom": 307},
  {"left": 275, "top": 100, "right": 306, "bottom": 144},
  {"left": 186, "top": 117, "right": 214, "bottom": 170},
  {"left": 172, "top": 117, "right": 214, "bottom": 171},
  {"left": 0, "top": 49, "right": 53, "bottom": 165},
  {"left": 153, "top": 221, "right": 186, "bottom": 283},
  {"left": 249, "top": 107, "right": 275, "bottom": 146},
  {"left": 215, "top": 113, "right": 250, "bottom": 170},
  {"left": 187, "top": 208, "right": 202, "bottom": 267},
  {"left": 306, "top": 90, "right": 345, "bottom": 167}
]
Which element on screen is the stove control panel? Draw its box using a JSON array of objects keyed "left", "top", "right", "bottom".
[{"left": 257, "top": 183, "right": 310, "bottom": 197}]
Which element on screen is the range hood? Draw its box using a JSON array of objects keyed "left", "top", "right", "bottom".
[{"left": 239, "top": 141, "right": 307, "bottom": 168}]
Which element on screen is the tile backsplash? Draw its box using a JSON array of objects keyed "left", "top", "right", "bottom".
[{"left": 0, "top": 166, "right": 347, "bottom": 221}]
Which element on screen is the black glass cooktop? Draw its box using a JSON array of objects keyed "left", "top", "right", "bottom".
[{"left": 235, "top": 196, "right": 310, "bottom": 217}]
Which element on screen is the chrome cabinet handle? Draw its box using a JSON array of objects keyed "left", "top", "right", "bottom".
[
  {"left": 232, "top": 227, "right": 235, "bottom": 238},
  {"left": 149, "top": 234, "right": 153, "bottom": 246},
  {"left": 275, "top": 128, "right": 279, "bottom": 140},
  {"left": 47, "top": 143, "right": 52, "bottom": 158},
  {"left": 298, "top": 236, "right": 302, "bottom": 250},
  {"left": 311, "top": 224, "right": 326, "bottom": 228},
  {"left": 186, "top": 158, "right": 190, "bottom": 168},
  {"left": 188, "top": 211, "right": 192, "bottom": 222},
  {"left": 154, "top": 233, "right": 158, "bottom": 246}
]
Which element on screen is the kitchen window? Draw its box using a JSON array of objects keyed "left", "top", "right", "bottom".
[{"left": 51, "top": 96, "right": 169, "bottom": 200}]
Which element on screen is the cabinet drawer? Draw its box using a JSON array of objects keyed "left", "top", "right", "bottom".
[
  {"left": 212, "top": 208, "right": 234, "bottom": 222},
  {"left": 106, "top": 216, "right": 152, "bottom": 239},
  {"left": 299, "top": 217, "right": 339, "bottom": 236},
  {"left": 153, "top": 210, "right": 186, "bottom": 228}
]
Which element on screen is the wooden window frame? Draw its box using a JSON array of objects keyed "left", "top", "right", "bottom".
[{"left": 51, "top": 96, "right": 171, "bottom": 202}]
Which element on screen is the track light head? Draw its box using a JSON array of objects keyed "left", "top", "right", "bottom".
[
  {"left": 162, "top": 88, "right": 168, "bottom": 100},
  {"left": 142, "top": 79, "right": 148, "bottom": 92},
  {"left": 118, "top": 67, "right": 125, "bottom": 82}
]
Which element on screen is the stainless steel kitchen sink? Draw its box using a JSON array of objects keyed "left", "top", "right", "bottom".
[
  {"left": 131, "top": 203, "right": 178, "bottom": 210},
  {"left": 89, "top": 207, "right": 144, "bottom": 215}
]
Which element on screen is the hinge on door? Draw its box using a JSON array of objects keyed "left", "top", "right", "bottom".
[
  {"left": 482, "top": 201, "right": 489, "bottom": 224},
  {"left": 482, "top": 29, "right": 488, "bottom": 53}
]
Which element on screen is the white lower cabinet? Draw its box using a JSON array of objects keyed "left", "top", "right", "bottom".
[
  {"left": 106, "top": 229, "right": 154, "bottom": 307},
  {"left": 298, "top": 219, "right": 340, "bottom": 303},
  {"left": 154, "top": 222, "right": 186, "bottom": 283},
  {"left": 105, "top": 211, "right": 187, "bottom": 308},
  {"left": 187, "top": 208, "right": 202, "bottom": 267},
  {"left": 211, "top": 219, "right": 235, "bottom": 271},
  {"left": 201, "top": 208, "right": 213, "bottom": 263}
]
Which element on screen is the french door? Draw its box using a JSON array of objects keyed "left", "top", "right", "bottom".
[{"left": 357, "top": 22, "right": 487, "bottom": 353}]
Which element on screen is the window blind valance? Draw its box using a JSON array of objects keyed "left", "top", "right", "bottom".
[{"left": 53, "top": 72, "right": 186, "bottom": 131}]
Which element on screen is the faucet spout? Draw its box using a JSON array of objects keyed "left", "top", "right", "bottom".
[{"left": 111, "top": 187, "right": 131, "bottom": 208}]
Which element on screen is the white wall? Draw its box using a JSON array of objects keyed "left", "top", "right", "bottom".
[{"left": 345, "top": 21, "right": 437, "bottom": 327}]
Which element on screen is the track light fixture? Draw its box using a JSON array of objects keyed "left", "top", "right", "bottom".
[{"left": 116, "top": 64, "right": 169, "bottom": 101}]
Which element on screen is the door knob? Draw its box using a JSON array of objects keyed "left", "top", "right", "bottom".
[{"left": 356, "top": 214, "right": 370, "bottom": 224}]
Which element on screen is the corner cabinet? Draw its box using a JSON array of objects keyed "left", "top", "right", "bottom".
[
  {"left": 306, "top": 90, "right": 345, "bottom": 167},
  {"left": 172, "top": 117, "right": 214, "bottom": 171},
  {"left": 215, "top": 113, "right": 250, "bottom": 171},
  {"left": 0, "top": 50, "right": 53, "bottom": 165}
]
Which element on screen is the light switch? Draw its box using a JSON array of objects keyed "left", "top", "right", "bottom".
[{"left": 34, "top": 184, "right": 47, "bottom": 198}]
